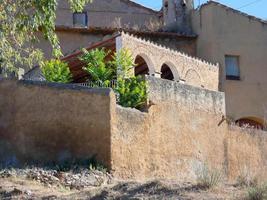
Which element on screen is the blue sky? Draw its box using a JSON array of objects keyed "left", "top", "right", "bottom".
[{"left": 133, "top": 0, "right": 267, "bottom": 19}]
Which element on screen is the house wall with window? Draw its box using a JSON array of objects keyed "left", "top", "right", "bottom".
[
  {"left": 191, "top": 2, "right": 267, "bottom": 126},
  {"left": 56, "top": 0, "right": 160, "bottom": 29}
]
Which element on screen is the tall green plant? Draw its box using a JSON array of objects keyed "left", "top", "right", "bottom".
[
  {"left": 41, "top": 59, "right": 72, "bottom": 83},
  {"left": 80, "top": 48, "right": 115, "bottom": 86},
  {"left": 113, "top": 49, "right": 147, "bottom": 109},
  {"left": 80, "top": 48, "right": 147, "bottom": 109},
  {"left": 111, "top": 48, "right": 135, "bottom": 79}
]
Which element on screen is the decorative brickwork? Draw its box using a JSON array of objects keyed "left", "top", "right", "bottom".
[{"left": 119, "top": 32, "right": 219, "bottom": 91}]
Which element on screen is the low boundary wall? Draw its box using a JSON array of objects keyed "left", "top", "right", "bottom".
[
  {"left": 0, "top": 78, "right": 267, "bottom": 182},
  {"left": 112, "top": 77, "right": 267, "bottom": 181},
  {"left": 0, "top": 79, "right": 115, "bottom": 168}
]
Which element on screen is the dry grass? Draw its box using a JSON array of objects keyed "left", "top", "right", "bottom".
[
  {"left": 246, "top": 184, "right": 267, "bottom": 200},
  {"left": 195, "top": 164, "right": 223, "bottom": 190},
  {"left": 236, "top": 166, "right": 260, "bottom": 188}
]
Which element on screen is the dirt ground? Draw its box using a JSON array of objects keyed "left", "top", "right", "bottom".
[{"left": 0, "top": 177, "right": 247, "bottom": 200}]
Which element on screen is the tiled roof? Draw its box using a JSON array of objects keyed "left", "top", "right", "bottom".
[
  {"left": 55, "top": 26, "right": 197, "bottom": 39},
  {"left": 200, "top": 1, "right": 267, "bottom": 25}
]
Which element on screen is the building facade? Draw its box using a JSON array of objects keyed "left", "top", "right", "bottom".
[
  {"left": 28, "top": 0, "right": 267, "bottom": 128},
  {"left": 192, "top": 2, "right": 267, "bottom": 128}
]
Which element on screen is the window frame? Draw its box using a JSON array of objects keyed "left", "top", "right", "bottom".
[
  {"left": 73, "top": 11, "right": 88, "bottom": 27},
  {"left": 225, "top": 55, "right": 241, "bottom": 81}
]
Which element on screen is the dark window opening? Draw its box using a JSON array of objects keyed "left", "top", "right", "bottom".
[
  {"left": 225, "top": 55, "right": 240, "bottom": 80},
  {"left": 161, "top": 64, "right": 174, "bottom": 80},
  {"left": 134, "top": 55, "right": 149, "bottom": 76},
  {"left": 73, "top": 12, "right": 88, "bottom": 27}
]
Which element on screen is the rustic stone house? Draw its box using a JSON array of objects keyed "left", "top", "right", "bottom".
[{"left": 23, "top": 0, "right": 267, "bottom": 129}]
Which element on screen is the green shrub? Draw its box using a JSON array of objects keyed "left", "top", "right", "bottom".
[
  {"left": 116, "top": 76, "right": 147, "bottom": 109},
  {"left": 111, "top": 48, "right": 135, "bottom": 79},
  {"left": 80, "top": 48, "right": 148, "bottom": 109},
  {"left": 80, "top": 48, "right": 116, "bottom": 86},
  {"left": 41, "top": 59, "right": 72, "bottom": 83},
  {"left": 196, "top": 164, "right": 223, "bottom": 190},
  {"left": 114, "top": 49, "right": 147, "bottom": 109},
  {"left": 247, "top": 184, "right": 267, "bottom": 200}
]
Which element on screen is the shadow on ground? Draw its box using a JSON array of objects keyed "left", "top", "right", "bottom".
[{"left": 65, "top": 181, "right": 202, "bottom": 200}]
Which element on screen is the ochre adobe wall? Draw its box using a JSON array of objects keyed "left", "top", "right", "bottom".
[
  {"left": 112, "top": 77, "right": 267, "bottom": 182},
  {"left": 0, "top": 78, "right": 267, "bottom": 182},
  {"left": 226, "top": 127, "right": 267, "bottom": 181},
  {"left": 0, "top": 79, "right": 116, "bottom": 168}
]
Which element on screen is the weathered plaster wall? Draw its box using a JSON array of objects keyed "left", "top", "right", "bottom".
[
  {"left": 0, "top": 79, "right": 116, "bottom": 168},
  {"left": 191, "top": 2, "right": 267, "bottom": 123},
  {"left": 56, "top": 0, "right": 160, "bottom": 29},
  {"left": 226, "top": 126, "right": 267, "bottom": 181},
  {"left": 120, "top": 33, "right": 219, "bottom": 91},
  {"left": 1, "top": 78, "right": 267, "bottom": 182},
  {"left": 112, "top": 77, "right": 267, "bottom": 182},
  {"left": 112, "top": 77, "right": 226, "bottom": 181}
]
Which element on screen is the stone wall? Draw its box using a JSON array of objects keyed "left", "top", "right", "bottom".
[
  {"left": 119, "top": 32, "right": 219, "bottom": 91},
  {"left": 112, "top": 77, "right": 226, "bottom": 181},
  {"left": 226, "top": 126, "right": 267, "bottom": 181},
  {"left": 0, "top": 79, "right": 116, "bottom": 168},
  {"left": 112, "top": 77, "right": 267, "bottom": 182},
  {"left": 1, "top": 78, "right": 267, "bottom": 183}
]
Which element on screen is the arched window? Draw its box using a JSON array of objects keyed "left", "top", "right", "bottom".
[
  {"left": 236, "top": 117, "right": 264, "bottom": 130},
  {"left": 134, "top": 55, "right": 150, "bottom": 76},
  {"left": 161, "top": 64, "right": 174, "bottom": 80}
]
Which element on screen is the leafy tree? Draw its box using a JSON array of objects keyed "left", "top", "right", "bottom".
[
  {"left": 41, "top": 59, "right": 72, "bottom": 83},
  {"left": 0, "top": 0, "right": 91, "bottom": 76}
]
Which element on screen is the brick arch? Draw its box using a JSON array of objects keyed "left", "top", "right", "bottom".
[
  {"left": 133, "top": 53, "right": 156, "bottom": 76},
  {"left": 184, "top": 69, "right": 203, "bottom": 88},
  {"left": 160, "top": 62, "right": 180, "bottom": 81}
]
